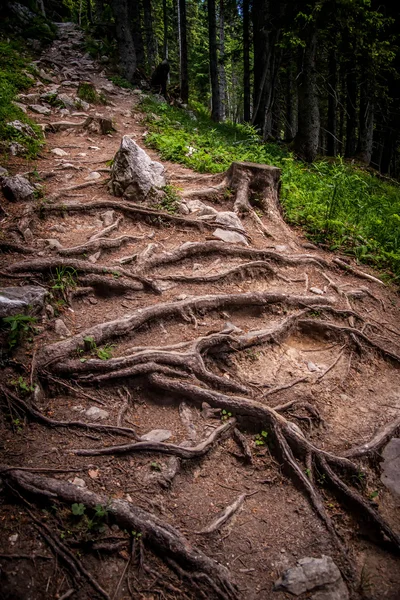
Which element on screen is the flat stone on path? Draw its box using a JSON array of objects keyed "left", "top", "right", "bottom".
[
  {"left": 28, "top": 104, "right": 51, "bottom": 115},
  {"left": 51, "top": 148, "right": 69, "bottom": 156},
  {"left": 213, "top": 228, "right": 248, "bottom": 245},
  {"left": 381, "top": 438, "right": 400, "bottom": 497},
  {"left": 141, "top": 429, "right": 172, "bottom": 442}
]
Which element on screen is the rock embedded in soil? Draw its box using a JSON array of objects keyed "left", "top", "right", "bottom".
[
  {"left": 0, "top": 286, "right": 47, "bottom": 318},
  {"left": 381, "top": 438, "right": 400, "bottom": 497},
  {"left": 215, "top": 211, "right": 245, "bottom": 231},
  {"left": 28, "top": 104, "right": 51, "bottom": 115},
  {"left": 54, "top": 318, "right": 71, "bottom": 338},
  {"left": 1, "top": 174, "right": 36, "bottom": 202},
  {"left": 6, "top": 120, "right": 37, "bottom": 138},
  {"left": 85, "top": 406, "right": 109, "bottom": 421},
  {"left": 141, "top": 429, "right": 172, "bottom": 442},
  {"left": 109, "top": 135, "right": 166, "bottom": 200},
  {"left": 274, "top": 555, "right": 348, "bottom": 599},
  {"left": 51, "top": 148, "right": 69, "bottom": 157},
  {"left": 213, "top": 228, "right": 249, "bottom": 245}
]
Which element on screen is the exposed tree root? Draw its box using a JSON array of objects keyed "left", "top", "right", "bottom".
[
  {"left": 2, "top": 257, "right": 161, "bottom": 294},
  {"left": 146, "top": 374, "right": 400, "bottom": 554},
  {"left": 0, "top": 469, "right": 239, "bottom": 600},
  {"left": 89, "top": 215, "right": 123, "bottom": 241},
  {"left": 156, "top": 260, "right": 288, "bottom": 285},
  {"left": 0, "top": 385, "right": 140, "bottom": 439},
  {"left": 57, "top": 235, "right": 142, "bottom": 256},
  {"left": 0, "top": 241, "right": 36, "bottom": 254},
  {"left": 39, "top": 200, "right": 230, "bottom": 232},
  {"left": 35, "top": 293, "right": 333, "bottom": 370},
  {"left": 49, "top": 181, "right": 103, "bottom": 201},
  {"left": 70, "top": 419, "right": 235, "bottom": 458},
  {"left": 333, "top": 258, "right": 385, "bottom": 286},
  {"left": 196, "top": 493, "right": 250, "bottom": 534},
  {"left": 343, "top": 416, "right": 400, "bottom": 459},
  {"left": 140, "top": 240, "right": 329, "bottom": 272}
]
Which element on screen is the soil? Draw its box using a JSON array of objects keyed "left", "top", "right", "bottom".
[{"left": 0, "top": 22, "right": 399, "bottom": 600}]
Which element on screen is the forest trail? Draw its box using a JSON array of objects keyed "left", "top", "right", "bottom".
[{"left": 1, "top": 23, "right": 400, "bottom": 600}]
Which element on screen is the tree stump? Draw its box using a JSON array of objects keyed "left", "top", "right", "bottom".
[{"left": 224, "top": 161, "right": 281, "bottom": 217}]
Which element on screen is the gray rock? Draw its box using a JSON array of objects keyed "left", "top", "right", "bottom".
[
  {"left": 274, "top": 556, "right": 348, "bottom": 599},
  {"left": 23, "top": 228, "right": 34, "bottom": 244},
  {"left": 101, "top": 210, "right": 115, "bottom": 226},
  {"left": 1, "top": 175, "right": 35, "bottom": 202},
  {"left": 307, "top": 361, "right": 319, "bottom": 372},
  {"left": 213, "top": 228, "right": 248, "bottom": 245},
  {"left": 141, "top": 429, "right": 172, "bottom": 442},
  {"left": 6, "top": 120, "right": 37, "bottom": 138},
  {"left": 215, "top": 211, "right": 245, "bottom": 231},
  {"left": 8, "top": 142, "right": 27, "bottom": 156},
  {"left": 310, "top": 287, "right": 324, "bottom": 295},
  {"left": 0, "top": 166, "right": 8, "bottom": 177},
  {"left": 45, "top": 238, "right": 63, "bottom": 250},
  {"left": 88, "top": 251, "right": 101, "bottom": 263},
  {"left": 85, "top": 406, "right": 109, "bottom": 421},
  {"left": 71, "top": 477, "right": 86, "bottom": 488},
  {"left": 185, "top": 199, "right": 218, "bottom": 217},
  {"left": 13, "top": 101, "right": 28, "bottom": 113},
  {"left": 57, "top": 93, "right": 76, "bottom": 110},
  {"left": 51, "top": 148, "right": 69, "bottom": 157},
  {"left": 85, "top": 171, "right": 101, "bottom": 181},
  {"left": 54, "top": 318, "right": 71, "bottom": 338},
  {"left": 0, "top": 286, "right": 47, "bottom": 318},
  {"left": 28, "top": 104, "right": 51, "bottom": 116},
  {"left": 110, "top": 136, "right": 166, "bottom": 200},
  {"left": 381, "top": 438, "right": 400, "bottom": 497}
]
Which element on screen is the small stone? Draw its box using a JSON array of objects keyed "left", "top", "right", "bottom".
[
  {"left": 9, "top": 534, "right": 18, "bottom": 545},
  {"left": 101, "top": 210, "right": 114, "bottom": 226},
  {"left": 23, "top": 228, "right": 34, "bottom": 244},
  {"left": 85, "top": 406, "right": 109, "bottom": 421},
  {"left": 85, "top": 171, "right": 101, "bottom": 180},
  {"left": 45, "top": 304, "right": 55, "bottom": 318},
  {"left": 176, "top": 294, "right": 188, "bottom": 301},
  {"left": 310, "top": 287, "right": 324, "bottom": 295},
  {"left": 9, "top": 142, "right": 27, "bottom": 156},
  {"left": 215, "top": 211, "right": 245, "bottom": 231},
  {"left": 141, "top": 429, "right": 172, "bottom": 442},
  {"left": 46, "top": 238, "right": 63, "bottom": 250},
  {"left": 49, "top": 224, "right": 67, "bottom": 233},
  {"left": 51, "top": 148, "right": 69, "bottom": 157},
  {"left": 307, "top": 361, "right": 319, "bottom": 372},
  {"left": 88, "top": 297, "right": 98, "bottom": 305},
  {"left": 54, "top": 318, "right": 71, "bottom": 338},
  {"left": 28, "top": 104, "right": 51, "bottom": 115},
  {"left": 275, "top": 245, "right": 288, "bottom": 252},
  {"left": 71, "top": 477, "right": 86, "bottom": 488},
  {"left": 213, "top": 228, "right": 248, "bottom": 245},
  {"left": 0, "top": 166, "right": 8, "bottom": 177}
]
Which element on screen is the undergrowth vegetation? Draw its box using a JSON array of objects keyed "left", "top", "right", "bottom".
[
  {"left": 140, "top": 97, "right": 400, "bottom": 281},
  {"left": 0, "top": 40, "right": 42, "bottom": 157}
]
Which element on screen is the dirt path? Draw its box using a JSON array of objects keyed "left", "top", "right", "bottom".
[{"left": 1, "top": 23, "right": 400, "bottom": 600}]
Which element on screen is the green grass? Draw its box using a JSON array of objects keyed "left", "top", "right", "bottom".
[
  {"left": 0, "top": 40, "right": 43, "bottom": 157},
  {"left": 140, "top": 97, "right": 400, "bottom": 281}
]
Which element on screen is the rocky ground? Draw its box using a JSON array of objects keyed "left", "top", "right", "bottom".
[{"left": 0, "top": 22, "right": 400, "bottom": 600}]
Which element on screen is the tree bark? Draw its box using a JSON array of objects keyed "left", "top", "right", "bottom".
[
  {"left": 243, "top": 0, "right": 250, "bottom": 122},
  {"left": 285, "top": 53, "right": 297, "bottom": 140},
  {"left": 110, "top": 0, "right": 137, "bottom": 83},
  {"left": 327, "top": 48, "right": 337, "bottom": 156},
  {"left": 293, "top": 26, "right": 320, "bottom": 162},
  {"left": 94, "top": 0, "right": 104, "bottom": 22},
  {"left": 163, "top": 0, "right": 168, "bottom": 58},
  {"left": 345, "top": 65, "right": 358, "bottom": 157},
  {"left": 129, "top": 0, "right": 145, "bottom": 71},
  {"left": 178, "top": 0, "right": 189, "bottom": 103},
  {"left": 143, "top": 0, "right": 158, "bottom": 72},
  {"left": 208, "top": 0, "right": 220, "bottom": 121},
  {"left": 218, "top": 0, "right": 227, "bottom": 121}
]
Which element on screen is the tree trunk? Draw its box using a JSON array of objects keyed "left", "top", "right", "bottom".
[
  {"left": 218, "top": 0, "right": 227, "bottom": 121},
  {"left": 208, "top": 0, "right": 220, "bottom": 122},
  {"left": 110, "top": 0, "right": 137, "bottom": 83},
  {"left": 178, "top": 0, "right": 189, "bottom": 103},
  {"left": 129, "top": 0, "right": 145, "bottom": 71},
  {"left": 285, "top": 54, "right": 297, "bottom": 140},
  {"left": 357, "top": 59, "right": 374, "bottom": 165},
  {"left": 345, "top": 67, "right": 358, "bottom": 157},
  {"left": 327, "top": 48, "right": 337, "bottom": 156},
  {"left": 163, "top": 0, "right": 168, "bottom": 59},
  {"left": 37, "top": 0, "right": 46, "bottom": 17},
  {"left": 94, "top": 0, "right": 104, "bottom": 22},
  {"left": 143, "top": 0, "right": 158, "bottom": 72},
  {"left": 243, "top": 0, "right": 250, "bottom": 122},
  {"left": 293, "top": 26, "right": 319, "bottom": 163},
  {"left": 252, "top": 0, "right": 269, "bottom": 130}
]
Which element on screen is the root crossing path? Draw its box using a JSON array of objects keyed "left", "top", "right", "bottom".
[{"left": 1, "top": 23, "right": 400, "bottom": 600}]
